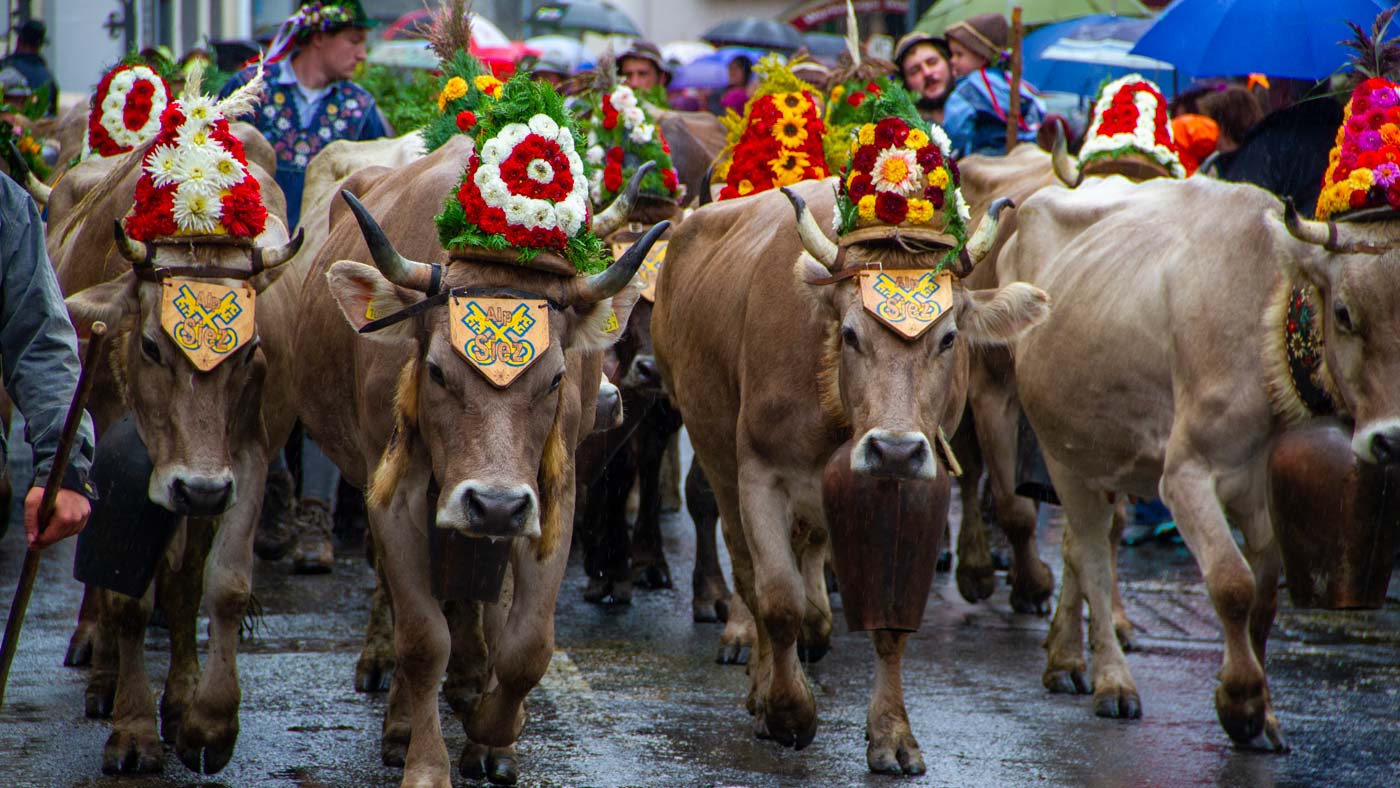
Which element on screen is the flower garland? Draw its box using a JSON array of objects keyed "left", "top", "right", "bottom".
[
  {"left": 581, "top": 83, "right": 682, "bottom": 208},
  {"left": 436, "top": 75, "right": 609, "bottom": 273},
  {"left": 713, "top": 56, "right": 829, "bottom": 201},
  {"left": 124, "top": 93, "right": 267, "bottom": 241},
  {"left": 1078, "top": 74, "right": 1184, "bottom": 179},
  {"left": 824, "top": 76, "right": 898, "bottom": 173},
  {"left": 84, "top": 64, "right": 171, "bottom": 160},
  {"left": 1317, "top": 76, "right": 1400, "bottom": 219},
  {"left": 419, "top": 43, "right": 502, "bottom": 152}
]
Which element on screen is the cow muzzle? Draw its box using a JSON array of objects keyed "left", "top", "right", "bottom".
[
  {"left": 438, "top": 481, "right": 541, "bottom": 539},
  {"left": 594, "top": 378, "right": 624, "bottom": 431},
  {"left": 1353, "top": 419, "right": 1400, "bottom": 465},
  {"left": 851, "top": 430, "right": 937, "bottom": 480},
  {"left": 621, "top": 354, "right": 663, "bottom": 393},
  {"left": 150, "top": 466, "right": 237, "bottom": 516}
]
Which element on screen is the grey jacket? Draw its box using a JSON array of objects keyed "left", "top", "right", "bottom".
[{"left": 0, "top": 173, "right": 95, "bottom": 494}]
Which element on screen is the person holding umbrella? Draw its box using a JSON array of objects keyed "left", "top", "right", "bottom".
[
  {"left": 894, "top": 31, "right": 954, "bottom": 125},
  {"left": 942, "top": 13, "right": 1045, "bottom": 157}
]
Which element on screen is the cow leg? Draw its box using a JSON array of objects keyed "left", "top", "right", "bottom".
[
  {"left": 101, "top": 588, "right": 163, "bottom": 774},
  {"left": 865, "top": 630, "right": 925, "bottom": 775},
  {"left": 447, "top": 599, "right": 518, "bottom": 784},
  {"left": 174, "top": 456, "right": 264, "bottom": 775},
  {"left": 356, "top": 536, "right": 396, "bottom": 693},
  {"left": 630, "top": 407, "right": 678, "bottom": 590},
  {"left": 950, "top": 416, "right": 994, "bottom": 602},
  {"left": 581, "top": 449, "right": 634, "bottom": 605},
  {"left": 736, "top": 460, "right": 816, "bottom": 750},
  {"left": 1042, "top": 524, "right": 1090, "bottom": 695},
  {"left": 159, "top": 521, "right": 214, "bottom": 744},
  {"left": 1108, "top": 499, "right": 1138, "bottom": 651},
  {"left": 65, "top": 584, "right": 101, "bottom": 667},
  {"left": 84, "top": 591, "right": 118, "bottom": 718},
  {"left": 1047, "top": 457, "right": 1140, "bottom": 719},
  {"left": 686, "top": 462, "right": 731, "bottom": 623},
  {"left": 1224, "top": 497, "right": 1287, "bottom": 752},
  {"left": 794, "top": 520, "right": 832, "bottom": 664},
  {"left": 710, "top": 472, "right": 755, "bottom": 665}
]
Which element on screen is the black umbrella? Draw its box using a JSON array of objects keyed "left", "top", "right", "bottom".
[
  {"left": 528, "top": 0, "right": 641, "bottom": 37},
  {"left": 701, "top": 18, "right": 804, "bottom": 52}
]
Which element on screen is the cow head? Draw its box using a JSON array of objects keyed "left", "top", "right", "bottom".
[
  {"left": 1283, "top": 205, "right": 1400, "bottom": 464},
  {"left": 785, "top": 188, "right": 1049, "bottom": 480},
  {"left": 65, "top": 222, "right": 303, "bottom": 515},
  {"left": 327, "top": 191, "right": 660, "bottom": 554}
]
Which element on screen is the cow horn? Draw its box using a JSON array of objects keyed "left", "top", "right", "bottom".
[
  {"left": 25, "top": 171, "right": 50, "bottom": 205},
  {"left": 592, "top": 161, "right": 656, "bottom": 239},
  {"left": 1284, "top": 200, "right": 1400, "bottom": 256},
  {"left": 571, "top": 220, "right": 670, "bottom": 305},
  {"left": 953, "top": 197, "right": 1015, "bottom": 277},
  {"left": 340, "top": 190, "right": 439, "bottom": 292},
  {"left": 113, "top": 220, "right": 152, "bottom": 266},
  {"left": 1051, "top": 124, "right": 1082, "bottom": 188},
  {"left": 781, "top": 187, "right": 839, "bottom": 269},
  {"left": 254, "top": 227, "right": 304, "bottom": 270},
  {"left": 698, "top": 162, "right": 717, "bottom": 207}
]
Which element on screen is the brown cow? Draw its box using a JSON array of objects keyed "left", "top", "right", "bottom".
[
  {"left": 293, "top": 136, "right": 660, "bottom": 786},
  {"left": 653, "top": 177, "right": 1048, "bottom": 772},
  {"left": 993, "top": 174, "right": 1400, "bottom": 749},
  {"left": 53, "top": 125, "right": 304, "bottom": 775}
]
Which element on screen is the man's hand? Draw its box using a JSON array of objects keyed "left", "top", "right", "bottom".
[{"left": 24, "top": 486, "right": 91, "bottom": 550}]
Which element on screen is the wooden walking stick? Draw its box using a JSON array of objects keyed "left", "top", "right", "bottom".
[
  {"left": 0, "top": 321, "right": 108, "bottom": 710},
  {"left": 1006, "top": 6, "right": 1025, "bottom": 153}
]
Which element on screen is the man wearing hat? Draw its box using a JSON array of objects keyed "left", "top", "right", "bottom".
[
  {"left": 0, "top": 20, "right": 56, "bottom": 115},
  {"left": 618, "top": 40, "right": 671, "bottom": 92},
  {"left": 894, "top": 32, "right": 954, "bottom": 125},
  {"left": 219, "top": 0, "right": 388, "bottom": 573},
  {"left": 942, "top": 13, "right": 1045, "bottom": 157}
]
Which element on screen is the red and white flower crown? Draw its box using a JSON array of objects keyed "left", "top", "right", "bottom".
[
  {"left": 1079, "top": 74, "right": 1185, "bottom": 179},
  {"left": 84, "top": 64, "right": 172, "bottom": 160},
  {"left": 123, "top": 69, "right": 269, "bottom": 242}
]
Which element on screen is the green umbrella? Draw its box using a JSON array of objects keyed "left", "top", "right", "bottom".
[{"left": 916, "top": 0, "right": 1152, "bottom": 36}]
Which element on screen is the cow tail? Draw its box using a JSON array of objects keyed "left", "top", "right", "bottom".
[{"left": 368, "top": 355, "right": 421, "bottom": 508}]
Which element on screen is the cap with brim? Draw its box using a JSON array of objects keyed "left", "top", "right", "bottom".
[
  {"left": 944, "top": 14, "right": 1007, "bottom": 66},
  {"left": 618, "top": 41, "right": 671, "bottom": 81},
  {"left": 893, "top": 32, "right": 948, "bottom": 72}
]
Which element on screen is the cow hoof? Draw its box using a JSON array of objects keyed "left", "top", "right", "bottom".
[
  {"left": 796, "top": 637, "right": 830, "bottom": 665},
  {"left": 1009, "top": 559, "right": 1056, "bottom": 615},
  {"left": 1115, "top": 622, "right": 1140, "bottom": 653},
  {"left": 866, "top": 734, "right": 926, "bottom": 775},
  {"left": 1043, "top": 668, "right": 1091, "bottom": 695},
  {"left": 955, "top": 563, "right": 996, "bottom": 603},
  {"left": 1009, "top": 586, "right": 1052, "bottom": 615},
  {"left": 102, "top": 728, "right": 165, "bottom": 774},
  {"left": 488, "top": 752, "right": 519, "bottom": 785},
  {"left": 1215, "top": 683, "right": 1274, "bottom": 748},
  {"left": 935, "top": 550, "right": 952, "bottom": 572},
  {"left": 632, "top": 560, "right": 673, "bottom": 590},
  {"left": 716, "top": 641, "right": 749, "bottom": 665},
  {"left": 381, "top": 723, "right": 410, "bottom": 768},
  {"left": 64, "top": 630, "right": 93, "bottom": 667},
  {"left": 175, "top": 722, "right": 238, "bottom": 775},
  {"left": 354, "top": 653, "right": 395, "bottom": 693},
  {"left": 85, "top": 680, "right": 115, "bottom": 719},
  {"left": 757, "top": 698, "right": 817, "bottom": 751},
  {"left": 1093, "top": 688, "right": 1142, "bottom": 720},
  {"left": 459, "top": 741, "right": 489, "bottom": 780},
  {"left": 582, "top": 577, "right": 631, "bottom": 605},
  {"left": 159, "top": 682, "right": 195, "bottom": 744},
  {"left": 692, "top": 597, "right": 722, "bottom": 623}
]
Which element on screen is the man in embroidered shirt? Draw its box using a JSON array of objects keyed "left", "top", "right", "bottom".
[
  {"left": 219, "top": 0, "right": 387, "bottom": 573},
  {"left": 941, "top": 13, "right": 1045, "bottom": 158}
]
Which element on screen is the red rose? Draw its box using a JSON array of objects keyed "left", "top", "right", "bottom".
[
  {"left": 658, "top": 127, "right": 671, "bottom": 154},
  {"left": 604, "top": 163, "right": 623, "bottom": 192},
  {"left": 867, "top": 81, "right": 880, "bottom": 94},
  {"left": 1350, "top": 188, "right": 1368, "bottom": 208},
  {"left": 160, "top": 104, "right": 185, "bottom": 129},
  {"left": 456, "top": 110, "right": 476, "bottom": 131},
  {"left": 917, "top": 146, "right": 943, "bottom": 170},
  {"left": 928, "top": 188, "right": 945, "bottom": 210},
  {"left": 853, "top": 145, "right": 878, "bottom": 172},
  {"left": 875, "top": 192, "right": 908, "bottom": 224},
  {"left": 661, "top": 168, "right": 677, "bottom": 192},
  {"left": 848, "top": 91, "right": 865, "bottom": 107},
  {"left": 848, "top": 172, "right": 873, "bottom": 199},
  {"left": 607, "top": 146, "right": 624, "bottom": 163},
  {"left": 1387, "top": 183, "right": 1400, "bottom": 208},
  {"left": 874, "top": 117, "right": 907, "bottom": 147}
]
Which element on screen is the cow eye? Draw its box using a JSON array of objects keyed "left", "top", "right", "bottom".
[
  {"left": 1334, "top": 303, "right": 1355, "bottom": 334},
  {"left": 427, "top": 361, "right": 446, "bottom": 387},
  {"left": 140, "top": 334, "right": 161, "bottom": 363},
  {"left": 548, "top": 371, "right": 565, "bottom": 393},
  {"left": 242, "top": 338, "right": 260, "bottom": 364},
  {"left": 841, "top": 326, "right": 860, "bottom": 351},
  {"left": 939, "top": 329, "right": 959, "bottom": 353}
]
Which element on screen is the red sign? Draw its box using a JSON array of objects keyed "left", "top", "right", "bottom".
[{"left": 788, "top": 0, "right": 911, "bottom": 31}]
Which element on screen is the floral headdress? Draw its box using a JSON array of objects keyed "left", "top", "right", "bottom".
[
  {"left": 435, "top": 75, "right": 609, "bottom": 273},
  {"left": 266, "top": 0, "right": 377, "bottom": 63},
  {"left": 824, "top": 76, "right": 898, "bottom": 173},
  {"left": 835, "top": 86, "right": 969, "bottom": 255},
  {"left": 581, "top": 77, "right": 682, "bottom": 210},
  {"left": 712, "top": 55, "right": 829, "bottom": 201},
  {"left": 421, "top": 0, "right": 503, "bottom": 152},
  {"left": 123, "top": 66, "right": 269, "bottom": 242},
  {"left": 1316, "top": 8, "right": 1400, "bottom": 220},
  {"left": 84, "top": 62, "right": 172, "bottom": 160},
  {"left": 1078, "top": 74, "right": 1184, "bottom": 180}
]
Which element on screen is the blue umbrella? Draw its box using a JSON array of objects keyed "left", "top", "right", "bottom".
[
  {"left": 1130, "top": 0, "right": 1393, "bottom": 81},
  {"left": 1024, "top": 14, "right": 1180, "bottom": 97},
  {"left": 669, "top": 47, "right": 768, "bottom": 91}
]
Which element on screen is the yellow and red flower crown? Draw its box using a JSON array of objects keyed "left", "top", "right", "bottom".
[
  {"left": 1317, "top": 77, "right": 1400, "bottom": 220},
  {"left": 712, "top": 56, "right": 829, "bottom": 201}
]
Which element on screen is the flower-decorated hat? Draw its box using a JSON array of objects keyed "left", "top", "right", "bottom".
[
  {"left": 123, "top": 69, "right": 268, "bottom": 242},
  {"left": 421, "top": 3, "right": 503, "bottom": 152},
  {"left": 835, "top": 85, "right": 970, "bottom": 251},
  {"left": 1317, "top": 77, "right": 1400, "bottom": 220},
  {"left": 84, "top": 62, "right": 172, "bottom": 160},
  {"left": 712, "top": 55, "right": 830, "bottom": 201},
  {"left": 1076, "top": 74, "right": 1185, "bottom": 180},
  {"left": 267, "top": 0, "right": 378, "bottom": 62},
  {"left": 581, "top": 75, "right": 683, "bottom": 214},
  {"left": 435, "top": 75, "right": 610, "bottom": 273}
]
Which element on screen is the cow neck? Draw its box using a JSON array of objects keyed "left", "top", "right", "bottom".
[{"left": 1264, "top": 277, "right": 1343, "bottom": 425}]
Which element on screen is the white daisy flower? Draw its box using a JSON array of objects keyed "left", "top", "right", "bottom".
[
  {"left": 527, "top": 201, "right": 555, "bottom": 230},
  {"left": 555, "top": 198, "right": 584, "bottom": 235},
  {"left": 172, "top": 147, "right": 222, "bottom": 196},
  {"left": 586, "top": 145, "right": 605, "bottom": 165},
  {"left": 276, "top": 117, "right": 291, "bottom": 131},
  {"left": 207, "top": 148, "right": 246, "bottom": 190},
  {"left": 955, "top": 191, "right": 970, "bottom": 223},
  {"left": 871, "top": 147, "right": 924, "bottom": 196},
  {"left": 526, "top": 159, "right": 554, "bottom": 184},
  {"left": 145, "top": 144, "right": 182, "bottom": 187},
  {"left": 172, "top": 184, "right": 223, "bottom": 233},
  {"left": 181, "top": 96, "right": 218, "bottom": 129},
  {"left": 504, "top": 200, "right": 531, "bottom": 226},
  {"left": 622, "top": 106, "right": 645, "bottom": 129},
  {"left": 480, "top": 138, "right": 509, "bottom": 164},
  {"left": 102, "top": 93, "right": 124, "bottom": 114},
  {"left": 528, "top": 114, "right": 559, "bottom": 140},
  {"left": 629, "top": 122, "right": 654, "bottom": 145},
  {"left": 498, "top": 123, "right": 529, "bottom": 148},
  {"left": 557, "top": 127, "right": 575, "bottom": 154},
  {"left": 111, "top": 71, "right": 136, "bottom": 92},
  {"left": 610, "top": 86, "right": 637, "bottom": 111}
]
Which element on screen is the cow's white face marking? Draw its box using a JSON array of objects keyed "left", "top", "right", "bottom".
[
  {"left": 851, "top": 429, "right": 937, "bottom": 480},
  {"left": 149, "top": 464, "right": 237, "bottom": 514},
  {"left": 437, "top": 480, "right": 541, "bottom": 539}
]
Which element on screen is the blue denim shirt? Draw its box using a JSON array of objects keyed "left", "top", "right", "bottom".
[{"left": 943, "top": 68, "right": 1046, "bottom": 158}]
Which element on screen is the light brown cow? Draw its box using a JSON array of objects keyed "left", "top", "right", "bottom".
[
  {"left": 652, "top": 177, "right": 1048, "bottom": 772},
  {"left": 51, "top": 125, "right": 304, "bottom": 775},
  {"left": 293, "top": 136, "right": 660, "bottom": 787},
  {"left": 994, "top": 174, "right": 1400, "bottom": 749}
]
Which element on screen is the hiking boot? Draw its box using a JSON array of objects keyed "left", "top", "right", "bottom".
[
  {"left": 254, "top": 466, "right": 295, "bottom": 561},
  {"left": 291, "top": 499, "right": 335, "bottom": 575}
]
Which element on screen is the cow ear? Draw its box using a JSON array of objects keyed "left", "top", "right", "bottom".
[
  {"left": 570, "top": 279, "right": 642, "bottom": 353},
  {"left": 956, "top": 282, "right": 1050, "bottom": 345},
  {"left": 325, "top": 261, "right": 420, "bottom": 340},
  {"left": 65, "top": 271, "right": 139, "bottom": 332},
  {"left": 794, "top": 254, "right": 841, "bottom": 315}
]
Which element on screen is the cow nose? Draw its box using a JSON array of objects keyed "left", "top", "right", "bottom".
[
  {"left": 172, "top": 477, "right": 233, "bottom": 516},
  {"left": 464, "top": 487, "right": 532, "bottom": 536},
  {"left": 866, "top": 434, "right": 930, "bottom": 478},
  {"left": 1372, "top": 432, "right": 1400, "bottom": 465},
  {"left": 632, "top": 356, "right": 660, "bottom": 387},
  {"left": 595, "top": 384, "right": 622, "bottom": 429}
]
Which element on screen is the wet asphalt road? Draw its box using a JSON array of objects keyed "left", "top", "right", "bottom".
[{"left": 1, "top": 433, "right": 1398, "bottom": 788}]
